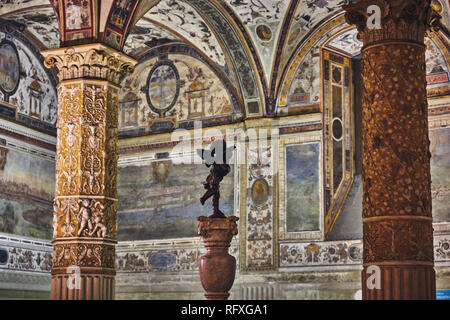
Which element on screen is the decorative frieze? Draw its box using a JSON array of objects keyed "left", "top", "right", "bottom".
[
  {"left": 116, "top": 243, "right": 239, "bottom": 273},
  {"left": 2, "top": 234, "right": 450, "bottom": 274},
  {"left": 0, "top": 234, "right": 53, "bottom": 273},
  {"left": 279, "top": 240, "right": 362, "bottom": 268}
]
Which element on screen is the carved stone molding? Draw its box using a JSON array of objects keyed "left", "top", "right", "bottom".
[
  {"left": 52, "top": 240, "right": 115, "bottom": 271},
  {"left": 41, "top": 44, "right": 136, "bottom": 84},
  {"left": 343, "top": 0, "right": 441, "bottom": 45},
  {"left": 50, "top": 274, "right": 115, "bottom": 300},
  {"left": 198, "top": 216, "right": 239, "bottom": 241}
]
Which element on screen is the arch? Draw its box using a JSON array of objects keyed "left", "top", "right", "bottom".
[
  {"left": 276, "top": 13, "right": 347, "bottom": 113},
  {"left": 118, "top": 42, "right": 245, "bottom": 138},
  {"left": 276, "top": 11, "right": 450, "bottom": 114},
  {"left": 268, "top": 0, "right": 301, "bottom": 112},
  {"left": 119, "top": 0, "right": 267, "bottom": 117}
]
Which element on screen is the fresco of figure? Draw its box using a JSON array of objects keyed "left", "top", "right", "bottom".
[{"left": 197, "top": 139, "right": 235, "bottom": 218}]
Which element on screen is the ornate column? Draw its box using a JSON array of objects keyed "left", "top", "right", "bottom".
[
  {"left": 42, "top": 44, "right": 136, "bottom": 300},
  {"left": 343, "top": 0, "right": 440, "bottom": 299}
]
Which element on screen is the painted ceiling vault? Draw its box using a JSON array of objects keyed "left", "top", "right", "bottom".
[
  {"left": 223, "top": 0, "right": 290, "bottom": 84},
  {"left": 0, "top": 0, "right": 449, "bottom": 119},
  {"left": 3, "top": 7, "right": 60, "bottom": 49},
  {"left": 0, "top": 0, "right": 51, "bottom": 16},
  {"left": 123, "top": 18, "right": 181, "bottom": 58},
  {"left": 143, "top": 0, "right": 226, "bottom": 68}
]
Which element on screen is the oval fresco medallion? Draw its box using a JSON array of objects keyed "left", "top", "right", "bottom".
[
  {"left": 256, "top": 24, "right": 272, "bottom": 42},
  {"left": 251, "top": 178, "right": 269, "bottom": 206},
  {"left": 0, "top": 40, "right": 20, "bottom": 95},
  {"left": 146, "top": 60, "right": 180, "bottom": 116}
]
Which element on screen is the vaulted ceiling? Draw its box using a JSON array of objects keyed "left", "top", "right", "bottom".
[{"left": 1, "top": 0, "right": 449, "bottom": 115}]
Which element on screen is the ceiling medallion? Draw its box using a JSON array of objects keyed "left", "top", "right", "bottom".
[{"left": 256, "top": 24, "right": 272, "bottom": 42}]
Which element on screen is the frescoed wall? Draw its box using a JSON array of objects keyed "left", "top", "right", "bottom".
[
  {"left": 285, "top": 47, "right": 320, "bottom": 110},
  {"left": 425, "top": 35, "right": 450, "bottom": 98},
  {"left": 123, "top": 20, "right": 180, "bottom": 58},
  {"left": 117, "top": 160, "right": 234, "bottom": 241},
  {"left": 285, "top": 143, "right": 320, "bottom": 232},
  {"left": 326, "top": 28, "right": 362, "bottom": 56},
  {"left": 278, "top": 22, "right": 450, "bottom": 112},
  {"left": 0, "top": 31, "right": 58, "bottom": 131},
  {"left": 0, "top": 147, "right": 54, "bottom": 239},
  {"left": 64, "top": 0, "right": 91, "bottom": 31},
  {"left": 119, "top": 52, "right": 237, "bottom": 136},
  {"left": 430, "top": 126, "right": 450, "bottom": 223}
]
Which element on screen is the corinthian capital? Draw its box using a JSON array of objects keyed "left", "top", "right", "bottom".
[
  {"left": 343, "top": 0, "right": 441, "bottom": 44},
  {"left": 41, "top": 43, "right": 137, "bottom": 84}
]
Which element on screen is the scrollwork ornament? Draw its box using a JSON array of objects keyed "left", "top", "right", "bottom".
[
  {"left": 53, "top": 243, "right": 115, "bottom": 269},
  {"left": 42, "top": 44, "right": 137, "bottom": 84}
]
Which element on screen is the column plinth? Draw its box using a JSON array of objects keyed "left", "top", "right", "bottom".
[
  {"left": 343, "top": 0, "right": 440, "bottom": 300},
  {"left": 42, "top": 44, "right": 136, "bottom": 300}
]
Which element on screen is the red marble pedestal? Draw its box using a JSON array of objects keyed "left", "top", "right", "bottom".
[{"left": 197, "top": 216, "right": 239, "bottom": 300}]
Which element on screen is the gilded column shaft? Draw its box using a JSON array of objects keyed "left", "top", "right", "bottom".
[
  {"left": 343, "top": 0, "right": 440, "bottom": 299},
  {"left": 42, "top": 44, "right": 136, "bottom": 300}
]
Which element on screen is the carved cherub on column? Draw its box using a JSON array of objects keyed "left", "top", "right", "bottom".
[{"left": 77, "top": 199, "right": 92, "bottom": 236}]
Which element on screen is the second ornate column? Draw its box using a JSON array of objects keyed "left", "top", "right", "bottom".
[
  {"left": 42, "top": 44, "right": 136, "bottom": 300},
  {"left": 343, "top": 0, "right": 440, "bottom": 299}
]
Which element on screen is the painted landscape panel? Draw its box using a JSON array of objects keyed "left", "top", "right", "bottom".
[
  {"left": 117, "top": 160, "right": 234, "bottom": 241},
  {"left": 0, "top": 148, "right": 54, "bottom": 239},
  {"left": 286, "top": 143, "right": 320, "bottom": 232},
  {"left": 430, "top": 126, "right": 450, "bottom": 223}
]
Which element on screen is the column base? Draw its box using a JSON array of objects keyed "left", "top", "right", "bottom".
[
  {"left": 362, "top": 264, "right": 436, "bottom": 300},
  {"left": 51, "top": 274, "right": 115, "bottom": 300}
]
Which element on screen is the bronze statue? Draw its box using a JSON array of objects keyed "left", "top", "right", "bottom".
[{"left": 197, "top": 139, "right": 235, "bottom": 218}]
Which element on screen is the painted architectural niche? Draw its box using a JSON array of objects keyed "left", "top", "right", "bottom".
[
  {"left": 278, "top": 21, "right": 356, "bottom": 240},
  {"left": 119, "top": 54, "right": 236, "bottom": 137},
  {"left": 322, "top": 49, "right": 354, "bottom": 237}
]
